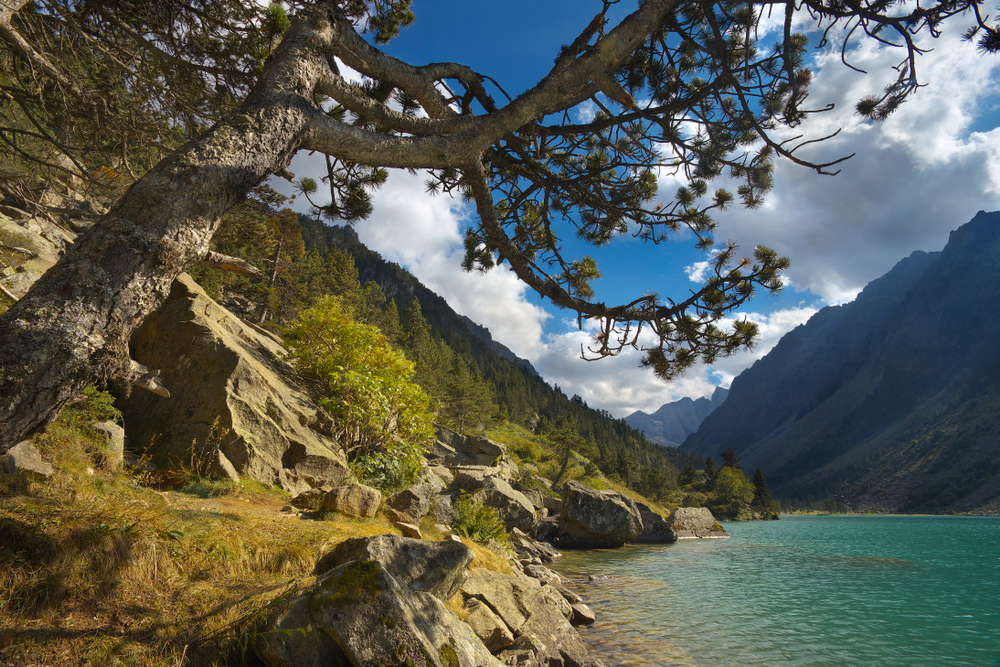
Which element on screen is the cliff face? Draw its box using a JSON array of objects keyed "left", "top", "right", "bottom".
[
  {"left": 625, "top": 387, "right": 728, "bottom": 446},
  {"left": 683, "top": 211, "right": 1000, "bottom": 514}
]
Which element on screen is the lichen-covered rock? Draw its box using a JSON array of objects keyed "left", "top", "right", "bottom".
[
  {"left": 471, "top": 477, "right": 537, "bottom": 533},
  {"left": 463, "top": 598, "right": 515, "bottom": 652},
  {"left": 387, "top": 482, "right": 434, "bottom": 523},
  {"left": 92, "top": 421, "right": 125, "bottom": 472},
  {"left": 314, "top": 534, "right": 473, "bottom": 602},
  {"left": 252, "top": 590, "right": 348, "bottom": 667},
  {"left": 510, "top": 527, "right": 561, "bottom": 564},
  {"left": 258, "top": 560, "right": 504, "bottom": 667},
  {"left": 555, "top": 480, "right": 643, "bottom": 548},
  {"left": 668, "top": 507, "right": 729, "bottom": 539},
  {"left": 460, "top": 569, "right": 541, "bottom": 635},
  {"left": 504, "top": 585, "right": 588, "bottom": 667},
  {"left": 313, "top": 561, "right": 504, "bottom": 667},
  {"left": 117, "top": 275, "right": 350, "bottom": 495},
  {"left": 632, "top": 501, "right": 677, "bottom": 543},
  {"left": 430, "top": 425, "right": 518, "bottom": 477},
  {"left": 1, "top": 441, "right": 54, "bottom": 479},
  {"left": 322, "top": 483, "right": 381, "bottom": 518}
]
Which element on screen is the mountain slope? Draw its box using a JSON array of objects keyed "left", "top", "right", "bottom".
[
  {"left": 683, "top": 211, "right": 1000, "bottom": 514},
  {"left": 626, "top": 387, "right": 728, "bottom": 446}
]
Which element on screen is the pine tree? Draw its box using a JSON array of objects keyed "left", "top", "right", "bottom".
[{"left": 752, "top": 468, "right": 772, "bottom": 510}]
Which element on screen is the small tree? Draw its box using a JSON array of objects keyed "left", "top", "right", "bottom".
[
  {"left": 720, "top": 447, "right": 742, "bottom": 471},
  {"left": 703, "top": 456, "right": 719, "bottom": 491},
  {"left": 713, "top": 466, "right": 755, "bottom": 518},
  {"left": 286, "top": 296, "right": 433, "bottom": 489}
]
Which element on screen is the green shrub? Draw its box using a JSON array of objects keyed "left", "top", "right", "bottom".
[
  {"left": 286, "top": 296, "right": 433, "bottom": 466},
  {"left": 451, "top": 495, "right": 508, "bottom": 544}
]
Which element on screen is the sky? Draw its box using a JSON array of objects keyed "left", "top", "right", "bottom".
[{"left": 273, "top": 1, "right": 1000, "bottom": 418}]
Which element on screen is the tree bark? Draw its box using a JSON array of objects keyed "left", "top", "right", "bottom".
[{"left": 0, "top": 11, "right": 329, "bottom": 450}]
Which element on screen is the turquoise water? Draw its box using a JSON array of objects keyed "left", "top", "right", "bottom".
[{"left": 548, "top": 516, "right": 1000, "bottom": 667}]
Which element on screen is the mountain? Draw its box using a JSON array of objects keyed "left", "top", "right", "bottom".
[
  {"left": 682, "top": 211, "right": 1000, "bottom": 514},
  {"left": 626, "top": 387, "right": 728, "bottom": 446}
]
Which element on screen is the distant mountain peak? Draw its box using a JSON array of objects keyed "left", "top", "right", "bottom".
[{"left": 625, "top": 387, "right": 729, "bottom": 447}]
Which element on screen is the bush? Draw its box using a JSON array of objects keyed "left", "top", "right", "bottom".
[
  {"left": 451, "top": 495, "right": 508, "bottom": 544},
  {"left": 287, "top": 296, "right": 433, "bottom": 464}
]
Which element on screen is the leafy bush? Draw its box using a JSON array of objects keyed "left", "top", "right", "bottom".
[
  {"left": 351, "top": 441, "right": 423, "bottom": 494},
  {"left": 287, "top": 296, "right": 433, "bottom": 470},
  {"left": 451, "top": 495, "right": 508, "bottom": 544}
]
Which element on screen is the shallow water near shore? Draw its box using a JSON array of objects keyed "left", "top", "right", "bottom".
[{"left": 548, "top": 515, "right": 1000, "bottom": 667}]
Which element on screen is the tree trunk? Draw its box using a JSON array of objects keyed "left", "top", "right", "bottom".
[{"left": 0, "top": 21, "right": 323, "bottom": 450}]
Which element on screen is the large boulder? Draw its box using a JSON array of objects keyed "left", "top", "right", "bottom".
[
  {"left": 116, "top": 275, "right": 350, "bottom": 495},
  {"left": 632, "top": 501, "right": 677, "bottom": 544},
  {"left": 321, "top": 483, "right": 382, "bottom": 518},
  {"left": 555, "top": 481, "right": 643, "bottom": 548},
  {"left": 668, "top": 507, "right": 729, "bottom": 539},
  {"left": 387, "top": 482, "right": 435, "bottom": 523},
  {"left": 471, "top": 477, "right": 537, "bottom": 533},
  {"left": 314, "top": 534, "right": 473, "bottom": 602},
  {"left": 256, "top": 560, "right": 504, "bottom": 667}
]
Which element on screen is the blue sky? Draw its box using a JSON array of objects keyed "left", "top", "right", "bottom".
[{"left": 275, "top": 1, "right": 1000, "bottom": 417}]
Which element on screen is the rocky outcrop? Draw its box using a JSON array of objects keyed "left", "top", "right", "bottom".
[
  {"left": 632, "top": 501, "right": 677, "bottom": 543},
  {"left": 430, "top": 424, "right": 517, "bottom": 477},
  {"left": 471, "top": 477, "right": 537, "bottom": 533},
  {"left": 314, "top": 534, "right": 473, "bottom": 601},
  {"left": 555, "top": 480, "right": 643, "bottom": 548},
  {"left": 510, "top": 528, "right": 561, "bottom": 564},
  {"left": 116, "top": 275, "right": 350, "bottom": 495},
  {"left": 91, "top": 421, "right": 125, "bottom": 472},
  {"left": 257, "top": 560, "right": 504, "bottom": 667},
  {"left": 668, "top": 507, "right": 729, "bottom": 539}
]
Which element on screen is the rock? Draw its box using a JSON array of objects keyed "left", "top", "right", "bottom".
[
  {"left": 510, "top": 527, "right": 561, "bottom": 564},
  {"left": 289, "top": 486, "right": 331, "bottom": 511},
  {"left": 555, "top": 480, "right": 643, "bottom": 548},
  {"left": 520, "top": 488, "right": 546, "bottom": 511},
  {"left": 452, "top": 466, "right": 502, "bottom": 492},
  {"left": 632, "top": 501, "right": 677, "bottom": 543},
  {"left": 394, "top": 520, "right": 422, "bottom": 539},
  {"left": 554, "top": 586, "right": 582, "bottom": 605},
  {"left": 116, "top": 275, "right": 351, "bottom": 495},
  {"left": 91, "top": 421, "right": 125, "bottom": 472},
  {"left": 471, "top": 476, "right": 537, "bottom": 533},
  {"left": 542, "top": 495, "right": 562, "bottom": 514},
  {"left": 427, "top": 464, "right": 455, "bottom": 486},
  {"left": 1, "top": 442, "right": 55, "bottom": 479},
  {"left": 463, "top": 598, "right": 515, "bottom": 652},
  {"left": 533, "top": 517, "right": 560, "bottom": 543},
  {"left": 253, "top": 590, "right": 349, "bottom": 667},
  {"left": 431, "top": 424, "right": 518, "bottom": 476},
  {"left": 429, "top": 491, "right": 454, "bottom": 524},
  {"left": 460, "top": 569, "right": 541, "bottom": 635},
  {"left": 322, "top": 483, "right": 382, "bottom": 518},
  {"left": 447, "top": 534, "right": 464, "bottom": 543},
  {"left": 259, "top": 560, "right": 504, "bottom": 667},
  {"left": 668, "top": 507, "right": 730, "bottom": 539},
  {"left": 387, "top": 482, "right": 434, "bottom": 523},
  {"left": 569, "top": 603, "right": 596, "bottom": 627},
  {"left": 508, "top": 585, "right": 588, "bottom": 667},
  {"left": 314, "top": 534, "right": 473, "bottom": 602},
  {"left": 523, "top": 564, "right": 562, "bottom": 587}
]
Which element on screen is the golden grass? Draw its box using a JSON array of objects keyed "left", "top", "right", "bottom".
[{"left": 0, "top": 421, "right": 419, "bottom": 667}]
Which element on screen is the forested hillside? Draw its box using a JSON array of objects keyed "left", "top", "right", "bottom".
[{"left": 683, "top": 211, "right": 1000, "bottom": 514}]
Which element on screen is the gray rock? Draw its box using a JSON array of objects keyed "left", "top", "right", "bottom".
[
  {"left": 1, "top": 441, "right": 54, "bottom": 479},
  {"left": 523, "top": 564, "right": 562, "bottom": 587},
  {"left": 92, "top": 421, "right": 125, "bottom": 472},
  {"left": 542, "top": 495, "right": 562, "bottom": 514},
  {"left": 512, "top": 585, "right": 588, "bottom": 667},
  {"left": 262, "top": 560, "right": 504, "bottom": 667},
  {"left": 668, "top": 507, "right": 729, "bottom": 539},
  {"left": 431, "top": 424, "right": 518, "bottom": 475},
  {"left": 289, "top": 486, "right": 331, "bottom": 510},
  {"left": 387, "top": 482, "right": 434, "bottom": 523},
  {"left": 554, "top": 585, "right": 582, "bottom": 605},
  {"left": 569, "top": 602, "right": 596, "bottom": 626},
  {"left": 117, "top": 275, "right": 351, "bottom": 495},
  {"left": 520, "top": 488, "right": 546, "bottom": 511},
  {"left": 555, "top": 480, "right": 643, "bottom": 548},
  {"left": 314, "top": 534, "right": 473, "bottom": 602},
  {"left": 460, "top": 569, "right": 541, "bottom": 635},
  {"left": 510, "top": 527, "right": 561, "bottom": 564},
  {"left": 463, "top": 598, "right": 515, "bottom": 652},
  {"left": 632, "top": 501, "right": 677, "bottom": 543},
  {"left": 322, "top": 483, "right": 382, "bottom": 518},
  {"left": 471, "top": 476, "right": 537, "bottom": 533},
  {"left": 252, "top": 589, "right": 348, "bottom": 667}
]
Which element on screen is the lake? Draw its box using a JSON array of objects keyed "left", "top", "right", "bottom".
[{"left": 548, "top": 515, "right": 1000, "bottom": 667}]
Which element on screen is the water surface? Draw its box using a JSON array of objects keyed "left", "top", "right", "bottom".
[{"left": 549, "top": 516, "right": 1000, "bottom": 666}]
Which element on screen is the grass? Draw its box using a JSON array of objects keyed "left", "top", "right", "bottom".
[{"left": 0, "top": 395, "right": 457, "bottom": 666}]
